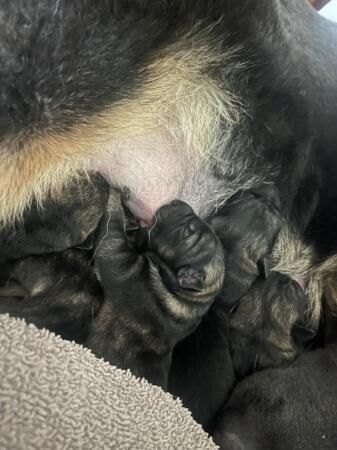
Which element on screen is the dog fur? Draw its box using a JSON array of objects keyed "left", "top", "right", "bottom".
[
  {"left": 0, "top": 1, "right": 336, "bottom": 325},
  {"left": 1, "top": 1, "right": 337, "bottom": 447}
]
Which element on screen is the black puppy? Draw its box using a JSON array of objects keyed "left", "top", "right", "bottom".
[
  {"left": 213, "top": 344, "right": 337, "bottom": 450},
  {"left": 0, "top": 179, "right": 315, "bottom": 427},
  {"left": 87, "top": 190, "right": 225, "bottom": 388},
  {"left": 0, "top": 180, "right": 315, "bottom": 431},
  {"left": 0, "top": 174, "right": 108, "bottom": 342},
  {"left": 209, "top": 185, "right": 283, "bottom": 310},
  {"left": 0, "top": 174, "right": 109, "bottom": 261},
  {"left": 209, "top": 185, "right": 316, "bottom": 378},
  {"left": 0, "top": 250, "right": 103, "bottom": 343}
]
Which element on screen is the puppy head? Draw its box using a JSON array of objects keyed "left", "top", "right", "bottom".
[
  {"left": 210, "top": 185, "right": 283, "bottom": 308},
  {"left": 229, "top": 271, "right": 317, "bottom": 379},
  {"left": 137, "top": 200, "right": 225, "bottom": 302}
]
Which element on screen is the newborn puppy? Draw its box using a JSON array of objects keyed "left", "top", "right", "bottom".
[
  {"left": 86, "top": 190, "right": 225, "bottom": 389},
  {"left": 169, "top": 271, "right": 316, "bottom": 432},
  {"left": 0, "top": 174, "right": 108, "bottom": 342},
  {"left": 0, "top": 173, "right": 109, "bottom": 261},
  {"left": 213, "top": 344, "right": 337, "bottom": 450},
  {"left": 209, "top": 185, "right": 283, "bottom": 310},
  {"left": 0, "top": 250, "right": 102, "bottom": 343},
  {"left": 229, "top": 271, "right": 317, "bottom": 379}
]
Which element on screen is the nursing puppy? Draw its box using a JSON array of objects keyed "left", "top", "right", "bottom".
[
  {"left": 87, "top": 189, "right": 225, "bottom": 388},
  {"left": 1, "top": 2, "right": 337, "bottom": 415},
  {"left": 174, "top": 269, "right": 317, "bottom": 433},
  {"left": 209, "top": 186, "right": 317, "bottom": 381},
  {"left": 209, "top": 185, "right": 283, "bottom": 310},
  {"left": 0, "top": 250, "right": 103, "bottom": 343},
  {"left": 2, "top": 3, "right": 337, "bottom": 446},
  {"left": 0, "top": 177, "right": 314, "bottom": 430}
]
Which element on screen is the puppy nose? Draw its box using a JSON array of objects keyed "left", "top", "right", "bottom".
[{"left": 176, "top": 265, "right": 206, "bottom": 292}]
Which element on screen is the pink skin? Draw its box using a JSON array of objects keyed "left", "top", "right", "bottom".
[
  {"left": 86, "top": 131, "right": 227, "bottom": 227},
  {"left": 126, "top": 197, "right": 156, "bottom": 227},
  {"left": 87, "top": 134, "right": 188, "bottom": 225}
]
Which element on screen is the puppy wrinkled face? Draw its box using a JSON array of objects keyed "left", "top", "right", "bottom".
[
  {"left": 229, "top": 271, "right": 317, "bottom": 379},
  {"left": 136, "top": 200, "right": 225, "bottom": 302}
]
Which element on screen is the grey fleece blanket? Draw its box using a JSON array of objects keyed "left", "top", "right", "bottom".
[{"left": 0, "top": 314, "right": 217, "bottom": 450}]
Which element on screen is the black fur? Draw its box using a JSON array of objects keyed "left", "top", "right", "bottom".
[
  {"left": 0, "top": 1, "right": 337, "bottom": 242},
  {"left": 0, "top": 250, "right": 102, "bottom": 343},
  {"left": 0, "top": 174, "right": 108, "bottom": 342},
  {"left": 0, "top": 174, "right": 109, "bottom": 261},
  {"left": 87, "top": 190, "right": 225, "bottom": 388},
  {"left": 168, "top": 186, "right": 315, "bottom": 431},
  {"left": 0, "top": 180, "right": 225, "bottom": 391},
  {"left": 209, "top": 185, "right": 282, "bottom": 310},
  {"left": 213, "top": 345, "right": 337, "bottom": 450}
]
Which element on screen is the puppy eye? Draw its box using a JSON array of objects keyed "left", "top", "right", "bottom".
[{"left": 183, "top": 220, "right": 197, "bottom": 238}]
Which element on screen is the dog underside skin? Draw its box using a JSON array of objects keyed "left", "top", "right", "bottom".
[{"left": 1, "top": 0, "right": 337, "bottom": 448}]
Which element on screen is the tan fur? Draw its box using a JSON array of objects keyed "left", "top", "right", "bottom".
[
  {"left": 0, "top": 29, "right": 244, "bottom": 227},
  {"left": 271, "top": 226, "right": 314, "bottom": 282},
  {"left": 0, "top": 134, "right": 89, "bottom": 225},
  {"left": 308, "top": 255, "right": 337, "bottom": 321},
  {"left": 270, "top": 226, "right": 319, "bottom": 327},
  {"left": 149, "top": 264, "right": 196, "bottom": 321}
]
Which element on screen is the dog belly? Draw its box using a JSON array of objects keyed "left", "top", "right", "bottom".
[{"left": 88, "top": 133, "right": 225, "bottom": 223}]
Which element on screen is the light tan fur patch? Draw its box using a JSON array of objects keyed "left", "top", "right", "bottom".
[
  {"left": 308, "top": 255, "right": 337, "bottom": 321},
  {"left": 0, "top": 27, "right": 244, "bottom": 227},
  {"left": 270, "top": 226, "right": 319, "bottom": 327}
]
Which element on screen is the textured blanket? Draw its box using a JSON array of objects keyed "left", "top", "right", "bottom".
[{"left": 0, "top": 314, "right": 217, "bottom": 450}]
